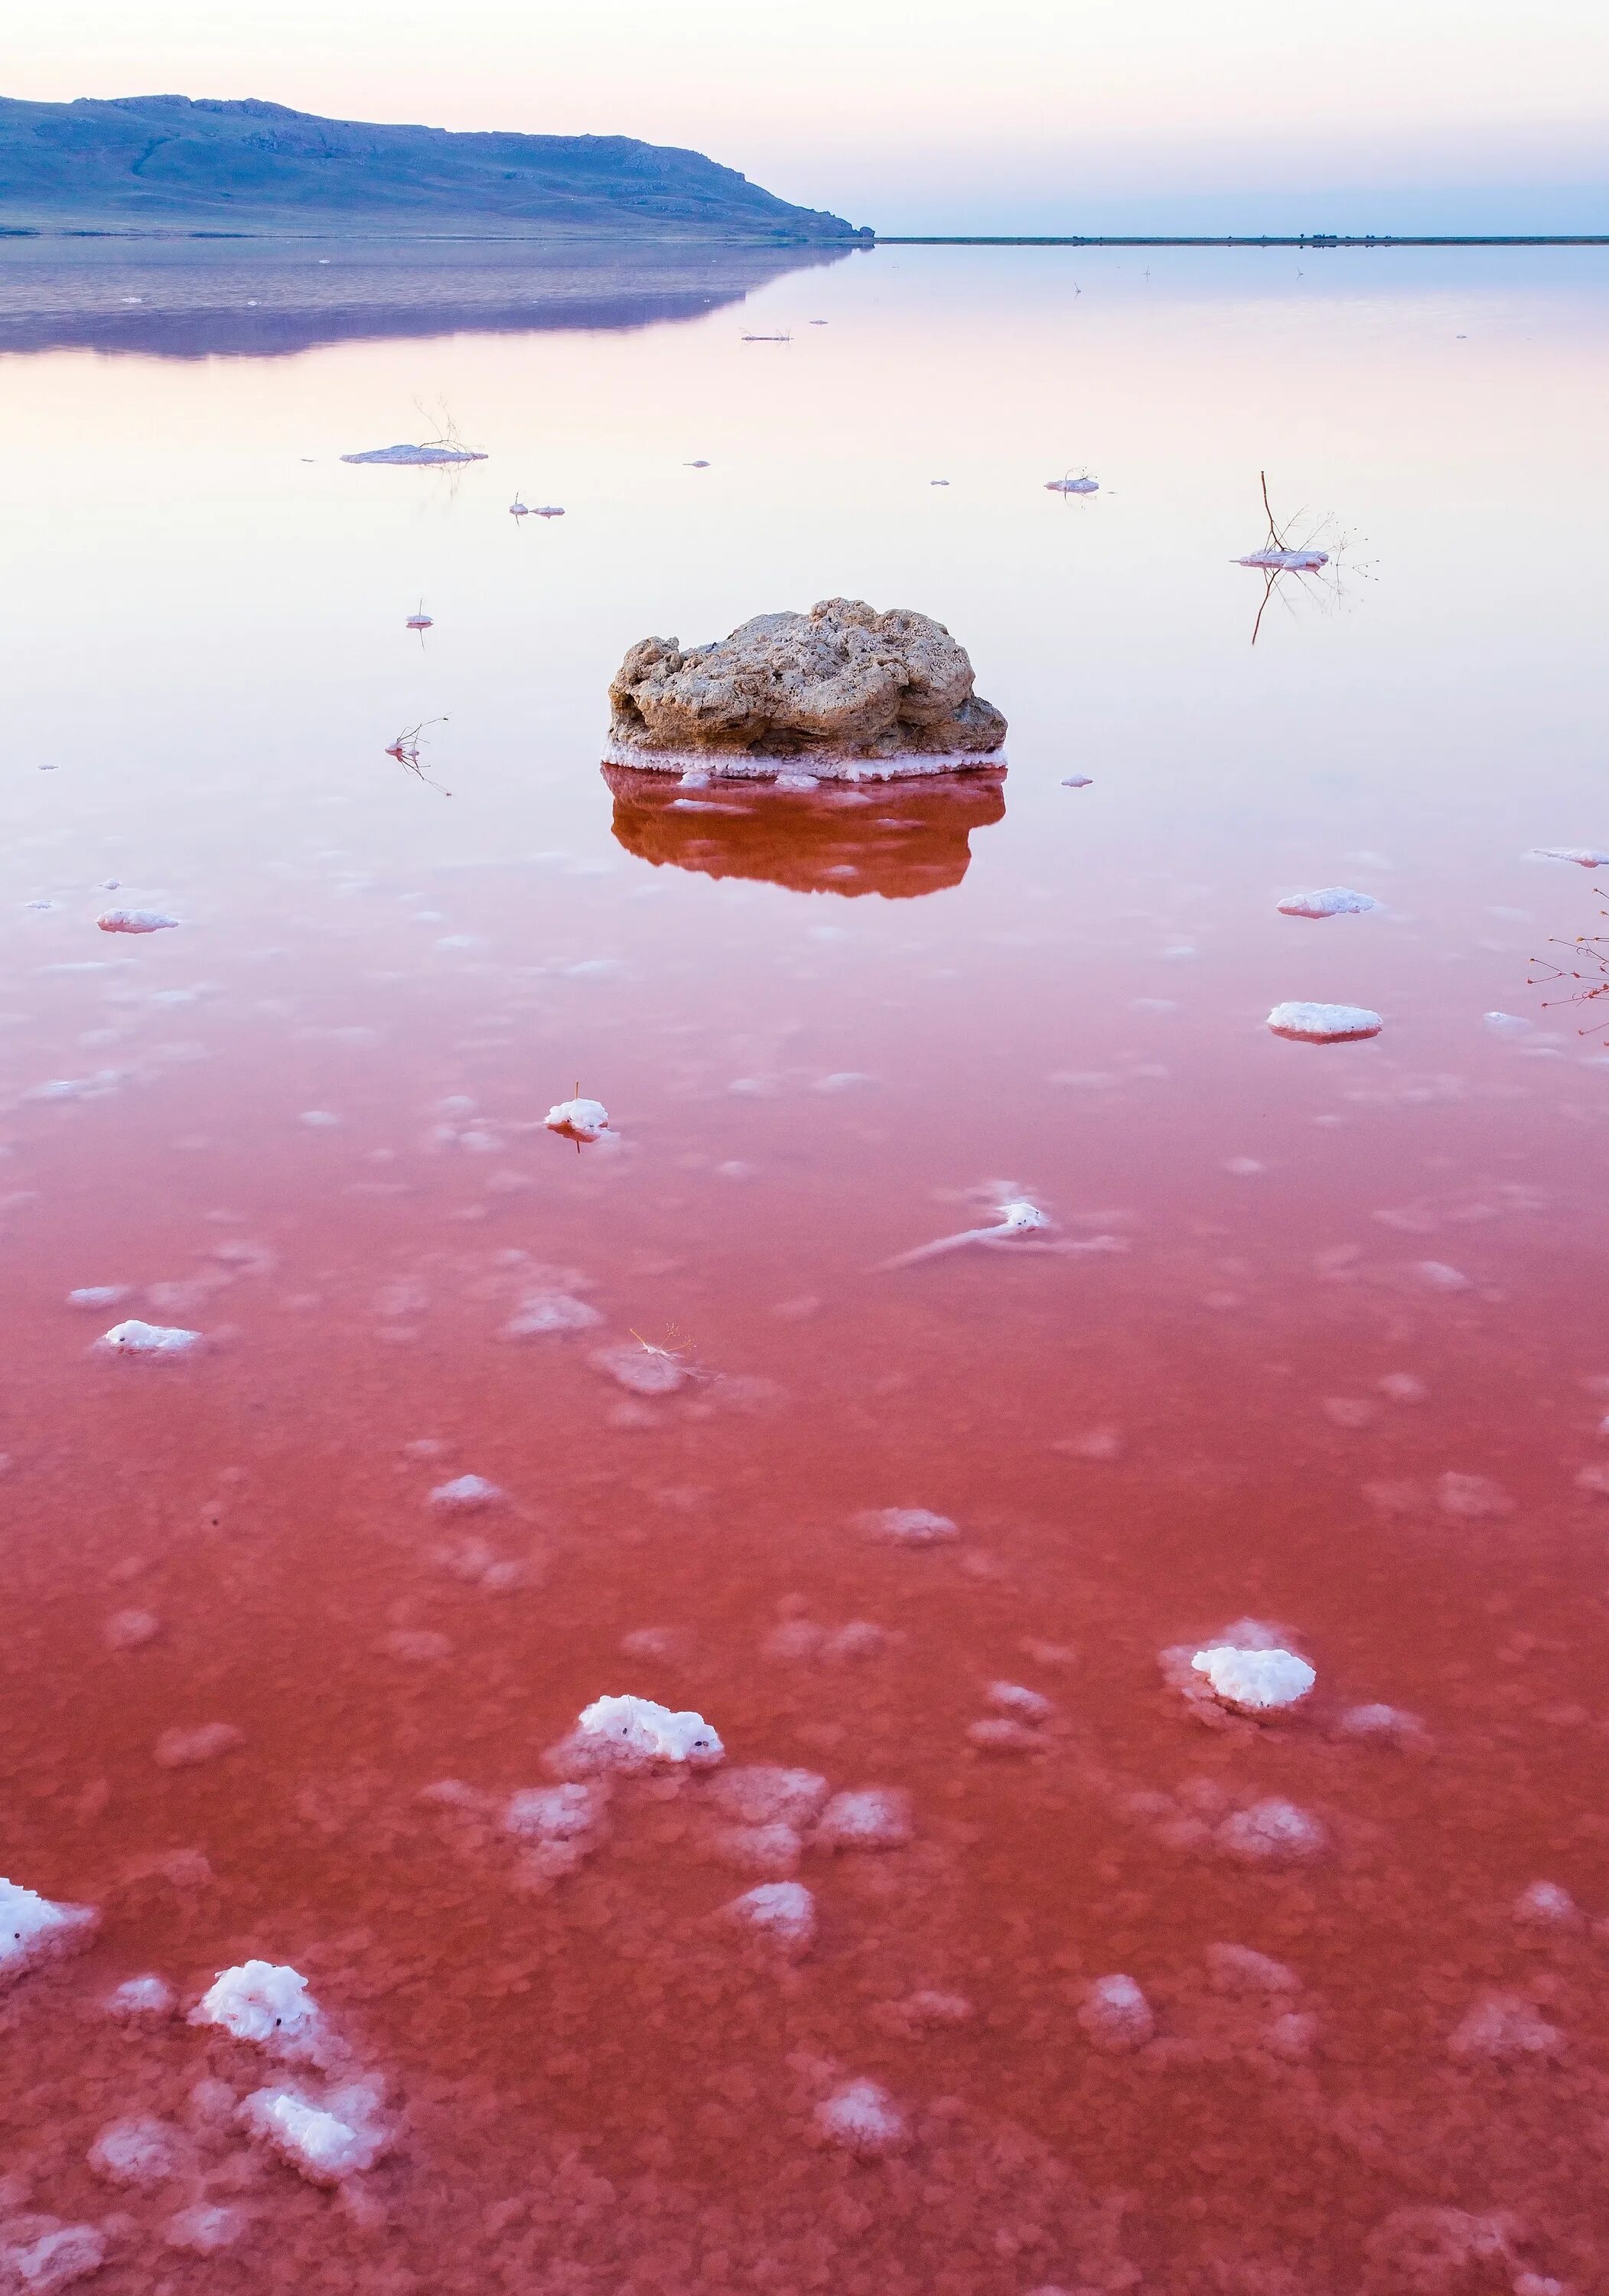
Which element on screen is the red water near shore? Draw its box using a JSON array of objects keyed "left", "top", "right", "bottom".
[{"left": 2, "top": 243, "right": 1608, "bottom": 2293}]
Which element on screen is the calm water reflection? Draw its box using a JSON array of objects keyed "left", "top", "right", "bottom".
[{"left": 1, "top": 241, "right": 1607, "bottom": 2296}]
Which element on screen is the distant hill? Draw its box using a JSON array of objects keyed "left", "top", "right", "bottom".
[{"left": 0, "top": 95, "right": 869, "bottom": 240}]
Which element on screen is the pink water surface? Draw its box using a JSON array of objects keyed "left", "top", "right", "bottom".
[{"left": 2, "top": 241, "right": 1608, "bottom": 2294}]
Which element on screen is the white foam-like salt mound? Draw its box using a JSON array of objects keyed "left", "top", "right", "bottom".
[
  {"left": 858, "top": 1506, "right": 959, "bottom": 1545},
  {"left": 95, "top": 1319, "right": 203, "bottom": 1357},
  {"left": 67, "top": 1285, "right": 130, "bottom": 1309},
  {"left": 1236, "top": 546, "right": 1328, "bottom": 571},
  {"left": 1512, "top": 1880, "right": 1582, "bottom": 1928},
  {"left": 1061, "top": 774, "right": 1093, "bottom": 787},
  {"left": 2, "top": 2226, "right": 107, "bottom": 2291},
  {"left": 342, "top": 442, "right": 487, "bottom": 465},
  {"left": 1216, "top": 1798, "right": 1327, "bottom": 1864},
  {"left": 1206, "top": 1942, "right": 1301, "bottom": 1996},
  {"left": 815, "top": 1786, "right": 913, "bottom": 1851},
  {"left": 191, "top": 1960, "right": 321, "bottom": 2053},
  {"left": 722, "top": 1880, "right": 816, "bottom": 1952},
  {"left": 1077, "top": 1974, "right": 1155, "bottom": 2051},
  {"left": 1529, "top": 846, "right": 1609, "bottom": 869},
  {"left": 97, "top": 908, "right": 179, "bottom": 934},
  {"left": 503, "top": 1783, "right": 606, "bottom": 1841},
  {"left": 1276, "top": 887, "right": 1376, "bottom": 918},
  {"left": 0, "top": 1876, "right": 97, "bottom": 1988},
  {"left": 240, "top": 2082, "right": 388, "bottom": 2182},
  {"left": 427, "top": 1473, "right": 505, "bottom": 1512},
  {"left": 106, "top": 1973, "right": 175, "bottom": 2018},
  {"left": 544, "top": 1095, "right": 609, "bottom": 1140},
  {"left": 88, "top": 2115, "right": 184, "bottom": 2188},
  {"left": 574, "top": 1694, "right": 724, "bottom": 1767},
  {"left": 1190, "top": 1645, "right": 1316, "bottom": 1713},
  {"left": 164, "top": 2204, "right": 246, "bottom": 2255},
  {"left": 591, "top": 1342, "right": 686, "bottom": 1397},
  {"left": 503, "top": 1290, "right": 604, "bottom": 1339},
  {"left": 711, "top": 1765, "right": 829, "bottom": 1828},
  {"left": 1267, "top": 1001, "right": 1383, "bottom": 1043},
  {"left": 814, "top": 2078, "right": 908, "bottom": 2155}
]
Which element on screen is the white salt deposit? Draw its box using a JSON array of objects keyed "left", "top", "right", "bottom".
[
  {"left": 722, "top": 1880, "right": 816, "bottom": 1952},
  {"left": 95, "top": 1319, "right": 202, "bottom": 1357},
  {"left": 1046, "top": 475, "right": 1099, "bottom": 494},
  {"left": 1336, "top": 1701, "right": 1426, "bottom": 1745},
  {"left": 428, "top": 1473, "right": 505, "bottom": 1511},
  {"left": 153, "top": 1721, "right": 241, "bottom": 1768},
  {"left": 97, "top": 908, "right": 179, "bottom": 934},
  {"left": 1236, "top": 546, "right": 1329, "bottom": 571},
  {"left": 88, "top": 2115, "right": 183, "bottom": 2187},
  {"left": 1512, "top": 1880, "right": 1582, "bottom": 1928},
  {"left": 0, "top": 1876, "right": 97, "bottom": 1987},
  {"left": 1061, "top": 774, "right": 1093, "bottom": 787},
  {"left": 544, "top": 1095, "right": 609, "bottom": 1140},
  {"left": 1448, "top": 1994, "right": 1564, "bottom": 2061},
  {"left": 1217, "top": 1799, "right": 1327, "bottom": 1863},
  {"left": 67, "top": 1285, "right": 129, "bottom": 1309},
  {"left": 164, "top": 2205, "right": 246, "bottom": 2255},
  {"left": 815, "top": 1787, "right": 913, "bottom": 1851},
  {"left": 1276, "top": 887, "right": 1376, "bottom": 918},
  {"left": 1190, "top": 1645, "right": 1316, "bottom": 1712},
  {"left": 858, "top": 1506, "right": 959, "bottom": 1544},
  {"left": 502, "top": 1290, "right": 603, "bottom": 1338},
  {"left": 591, "top": 1341, "right": 686, "bottom": 1397},
  {"left": 712, "top": 1821, "right": 803, "bottom": 1874},
  {"left": 711, "top": 1765, "right": 829, "bottom": 1828},
  {"left": 106, "top": 1973, "right": 175, "bottom": 2017},
  {"left": 573, "top": 1693, "right": 724, "bottom": 1767},
  {"left": 342, "top": 442, "right": 487, "bottom": 465},
  {"left": 2, "top": 2226, "right": 106, "bottom": 2291},
  {"left": 987, "top": 1681, "right": 1054, "bottom": 1722},
  {"left": 191, "top": 1959, "right": 322, "bottom": 2054},
  {"left": 103, "top": 1608, "right": 160, "bottom": 1652},
  {"left": 880, "top": 1195, "right": 1054, "bottom": 1269},
  {"left": 503, "top": 1783, "right": 605, "bottom": 1841},
  {"left": 1077, "top": 1974, "right": 1155, "bottom": 2051},
  {"left": 1267, "top": 1002, "right": 1383, "bottom": 1043},
  {"left": 240, "top": 2081, "right": 388, "bottom": 2182},
  {"left": 1529, "top": 846, "right": 1609, "bottom": 869},
  {"left": 814, "top": 2078, "right": 908, "bottom": 2156},
  {"left": 1206, "top": 1942, "right": 1301, "bottom": 1995}
]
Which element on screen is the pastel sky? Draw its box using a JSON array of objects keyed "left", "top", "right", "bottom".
[{"left": 10, "top": 0, "right": 1607, "bottom": 233}]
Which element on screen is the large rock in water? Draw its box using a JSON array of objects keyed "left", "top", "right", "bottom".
[{"left": 607, "top": 598, "right": 1007, "bottom": 779}]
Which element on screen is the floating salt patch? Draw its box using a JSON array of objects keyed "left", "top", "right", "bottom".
[
  {"left": 722, "top": 1880, "right": 816, "bottom": 1953},
  {"left": 857, "top": 1506, "right": 959, "bottom": 1546},
  {"left": 1046, "top": 475, "right": 1099, "bottom": 494},
  {"left": 1267, "top": 1002, "right": 1383, "bottom": 1043},
  {"left": 1206, "top": 1942, "right": 1300, "bottom": 1995},
  {"left": 591, "top": 1341, "right": 686, "bottom": 1397},
  {"left": 879, "top": 1195, "right": 1054, "bottom": 1268},
  {"left": 1061, "top": 775, "right": 1093, "bottom": 788},
  {"left": 1276, "top": 887, "right": 1376, "bottom": 918},
  {"left": 191, "top": 1960, "right": 322, "bottom": 2055},
  {"left": 712, "top": 1766, "right": 829, "bottom": 1828},
  {"left": 0, "top": 1876, "right": 97, "bottom": 1987},
  {"left": 1512, "top": 1880, "right": 1582, "bottom": 1929},
  {"left": 1529, "top": 846, "right": 1609, "bottom": 869},
  {"left": 1217, "top": 1798, "right": 1327, "bottom": 1863},
  {"left": 342, "top": 442, "right": 487, "bottom": 465},
  {"left": 1236, "top": 546, "right": 1328, "bottom": 571},
  {"left": 154, "top": 1722, "right": 240, "bottom": 1768},
  {"left": 88, "top": 2115, "right": 184, "bottom": 2188},
  {"left": 240, "top": 2082, "right": 389, "bottom": 2182},
  {"left": 1190, "top": 1645, "right": 1315, "bottom": 1714},
  {"left": 1484, "top": 1011, "right": 1532, "bottom": 1033},
  {"left": 2, "top": 2227, "right": 106, "bottom": 2290},
  {"left": 502, "top": 1290, "right": 603, "bottom": 1339},
  {"left": 544, "top": 1095, "right": 609, "bottom": 1141},
  {"left": 67, "top": 1285, "right": 130, "bottom": 1309},
  {"left": 406, "top": 611, "right": 433, "bottom": 631},
  {"left": 1077, "top": 1974, "right": 1155, "bottom": 2052},
  {"left": 164, "top": 2205, "right": 246, "bottom": 2255},
  {"left": 97, "top": 908, "right": 179, "bottom": 934},
  {"left": 815, "top": 1786, "right": 912, "bottom": 1851},
  {"left": 1448, "top": 1994, "right": 1564, "bottom": 2061},
  {"left": 96, "top": 1319, "right": 202, "bottom": 1358},
  {"left": 814, "top": 2078, "right": 907, "bottom": 2156},
  {"left": 509, "top": 495, "right": 530, "bottom": 517},
  {"left": 427, "top": 1473, "right": 505, "bottom": 1512},
  {"left": 572, "top": 1693, "right": 724, "bottom": 1768},
  {"left": 106, "top": 1974, "right": 175, "bottom": 2018}
]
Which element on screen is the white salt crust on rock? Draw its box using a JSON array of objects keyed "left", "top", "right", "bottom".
[
  {"left": 813, "top": 2078, "right": 909, "bottom": 2157},
  {"left": 1, "top": 2225, "right": 108, "bottom": 2291},
  {"left": 94, "top": 1319, "right": 203, "bottom": 1358},
  {"left": 502, "top": 1783, "right": 607, "bottom": 1842},
  {"left": 96, "top": 908, "right": 179, "bottom": 934},
  {"left": 1276, "top": 886, "right": 1376, "bottom": 918},
  {"left": 106, "top": 1973, "right": 175, "bottom": 2018},
  {"left": 1266, "top": 1001, "right": 1383, "bottom": 1043},
  {"left": 560, "top": 1694, "right": 725, "bottom": 1770},
  {"left": 1190, "top": 1645, "right": 1316, "bottom": 1713},
  {"left": 87, "top": 2116, "right": 184, "bottom": 2189},
  {"left": 239, "top": 2082, "right": 389, "bottom": 2183},
  {"left": 721, "top": 1880, "right": 817, "bottom": 1953},
  {"left": 544, "top": 1096, "right": 609, "bottom": 1140},
  {"left": 190, "top": 1960, "right": 322, "bottom": 2056},
  {"left": 0, "top": 1877, "right": 98, "bottom": 1988}
]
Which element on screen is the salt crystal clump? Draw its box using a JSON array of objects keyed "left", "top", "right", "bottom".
[
  {"left": 342, "top": 441, "right": 487, "bottom": 466},
  {"left": 815, "top": 1787, "right": 913, "bottom": 1851},
  {"left": 164, "top": 2205, "right": 246, "bottom": 2255},
  {"left": 1266, "top": 1001, "right": 1383, "bottom": 1043},
  {"left": 97, "top": 909, "right": 179, "bottom": 934},
  {"left": 503, "top": 1291, "right": 603, "bottom": 1339},
  {"left": 1190, "top": 1645, "right": 1315, "bottom": 1714},
  {"left": 987, "top": 1681, "right": 1054, "bottom": 1721},
  {"left": 106, "top": 1974, "right": 175, "bottom": 2018},
  {"left": 2, "top": 2226, "right": 107, "bottom": 2291},
  {"left": 1448, "top": 1994, "right": 1564, "bottom": 2061},
  {"left": 813, "top": 2078, "right": 908, "bottom": 2156},
  {"left": 428, "top": 1473, "right": 504, "bottom": 1511},
  {"left": 591, "top": 1342, "right": 686, "bottom": 1397},
  {"left": 711, "top": 1766, "right": 829, "bottom": 1828},
  {"left": 1512, "top": 1881, "right": 1583, "bottom": 1929},
  {"left": 1236, "top": 546, "right": 1328, "bottom": 571},
  {"left": 96, "top": 1319, "right": 202, "bottom": 1358},
  {"left": 67, "top": 1286, "right": 129, "bottom": 1309},
  {"left": 0, "top": 1877, "right": 97, "bottom": 1988},
  {"left": 503, "top": 1783, "right": 606, "bottom": 1841},
  {"left": 857, "top": 1506, "right": 959, "bottom": 1545},
  {"left": 1216, "top": 1799, "right": 1327, "bottom": 1864},
  {"left": 1276, "top": 887, "right": 1376, "bottom": 918},
  {"left": 1206, "top": 1942, "right": 1301, "bottom": 1996},
  {"left": 1077, "top": 1974, "right": 1155, "bottom": 2051},
  {"left": 191, "top": 1961, "right": 322, "bottom": 2056},
  {"left": 239, "top": 2081, "right": 388, "bottom": 2183},
  {"left": 569, "top": 1694, "right": 724, "bottom": 1769},
  {"left": 544, "top": 1096, "right": 609, "bottom": 1140},
  {"left": 722, "top": 1880, "right": 817, "bottom": 1954},
  {"left": 88, "top": 2115, "right": 184, "bottom": 2188}
]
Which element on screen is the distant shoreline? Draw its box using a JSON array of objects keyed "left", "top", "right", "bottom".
[{"left": 872, "top": 233, "right": 1608, "bottom": 248}]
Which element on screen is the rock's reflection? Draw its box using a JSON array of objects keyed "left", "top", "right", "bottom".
[{"left": 603, "top": 762, "right": 1005, "bottom": 898}]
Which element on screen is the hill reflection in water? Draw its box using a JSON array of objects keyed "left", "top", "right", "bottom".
[{"left": 603, "top": 762, "right": 1007, "bottom": 898}]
